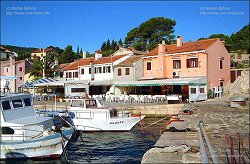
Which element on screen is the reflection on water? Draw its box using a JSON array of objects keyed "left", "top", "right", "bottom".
[{"left": 1, "top": 117, "right": 168, "bottom": 164}]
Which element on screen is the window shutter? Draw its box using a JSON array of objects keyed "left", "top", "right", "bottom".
[
  {"left": 195, "top": 59, "right": 198, "bottom": 67},
  {"left": 186, "top": 59, "right": 190, "bottom": 68}
]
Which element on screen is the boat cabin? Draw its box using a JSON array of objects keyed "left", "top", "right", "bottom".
[
  {"left": 0, "top": 93, "right": 54, "bottom": 141},
  {"left": 66, "top": 97, "right": 119, "bottom": 119}
]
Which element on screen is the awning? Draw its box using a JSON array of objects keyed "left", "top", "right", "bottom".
[
  {"left": 114, "top": 77, "right": 207, "bottom": 87},
  {"left": 22, "top": 78, "right": 58, "bottom": 88},
  {"left": 89, "top": 80, "right": 113, "bottom": 86},
  {"left": 0, "top": 76, "right": 17, "bottom": 80}
]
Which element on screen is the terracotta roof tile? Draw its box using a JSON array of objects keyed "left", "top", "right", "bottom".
[
  {"left": 31, "top": 48, "right": 54, "bottom": 53},
  {"left": 0, "top": 60, "right": 27, "bottom": 67},
  {"left": 63, "top": 55, "right": 127, "bottom": 71},
  {"left": 0, "top": 46, "right": 11, "bottom": 53},
  {"left": 145, "top": 38, "right": 219, "bottom": 57}
]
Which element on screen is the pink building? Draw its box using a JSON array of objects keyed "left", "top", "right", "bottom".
[
  {"left": 0, "top": 55, "right": 31, "bottom": 92},
  {"left": 143, "top": 37, "right": 230, "bottom": 88},
  {"left": 139, "top": 37, "right": 230, "bottom": 101}
]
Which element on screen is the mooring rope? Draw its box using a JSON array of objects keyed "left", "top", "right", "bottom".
[{"left": 143, "top": 116, "right": 169, "bottom": 129}]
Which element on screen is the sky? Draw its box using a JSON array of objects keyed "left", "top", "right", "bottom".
[{"left": 1, "top": 1, "right": 249, "bottom": 53}]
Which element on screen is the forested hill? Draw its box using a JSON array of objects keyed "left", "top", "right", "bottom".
[{"left": 1, "top": 45, "right": 38, "bottom": 60}]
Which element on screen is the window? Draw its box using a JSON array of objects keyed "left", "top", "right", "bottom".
[
  {"left": 2, "top": 127, "right": 14, "bottom": 134},
  {"left": 68, "top": 72, "right": 72, "bottom": 78},
  {"left": 98, "top": 67, "right": 102, "bottom": 73},
  {"left": 74, "top": 72, "right": 78, "bottom": 78},
  {"left": 81, "top": 68, "right": 84, "bottom": 74},
  {"left": 125, "top": 68, "right": 130, "bottom": 75},
  {"left": 2, "top": 101, "right": 11, "bottom": 110},
  {"left": 106, "top": 66, "right": 111, "bottom": 73},
  {"left": 6, "top": 68, "right": 8, "bottom": 72},
  {"left": 220, "top": 80, "right": 224, "bottom": 87},
  {"left": 103, "top": 67, "right": 106, "bottom": 73},
  {"left": 19, "top": 67, "right": 23, "bottom": 72},
  {"left": 118, "top": 68, "right": 122, "bottom": 76},
  {"left": 173, "top": 60, "right": 181, "bottom": 69},
  {"left": 187, "top": 58, "right": 198, "bottom": 68},
  {"left": 89, "top": 68, "right": 91, "bottom": 74},
  {"left": 191, "top": 88, "right": 196, "bottom": 94},
  {"left": 200, "top": 88, "right": 205, "bottom": 93},
  {"left": 71, "top": 88, "right": 86, "bottom": 93},
  {"left": 24, "top": 98, "right": 31, "bottom": 106},
  {"left": 19, "top": 77, "right": 23, "bottom": 80},
  {"left": 219, "top": 59, "right": 223, "bottom": 69},
  {"left": 95, "top": 67, "right": 102, "bottom": 74},
  {"left": 66, "top": 72, "right": 69, "bottom": 78},
  {"left": 146, "top": 62, "right": 152, "bottom": 70},
  {"left": 12, "top": 99, "right": 23, "bottom": 108}
]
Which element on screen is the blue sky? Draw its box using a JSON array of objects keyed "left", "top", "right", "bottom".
[{"left": 1, "top": 1, "right": 249, "bottom": 53}]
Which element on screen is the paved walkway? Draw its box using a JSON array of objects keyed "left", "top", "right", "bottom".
[{"left": 142, "top": 97, "right": 249, "bottom": 163}]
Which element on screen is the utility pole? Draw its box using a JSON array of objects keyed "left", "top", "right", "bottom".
[{"left": 42, "top": 49, "right": 45, "bottom": 78}]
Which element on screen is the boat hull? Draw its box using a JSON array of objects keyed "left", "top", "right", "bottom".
[
  {"left": 73, "top": 116, "right": 145, "bottom": 131},
  {"left": 0, "top": 128, "right": 73, "bottom": 159}
]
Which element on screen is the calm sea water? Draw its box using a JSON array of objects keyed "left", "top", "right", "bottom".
[{"left": 2, "top": 117, "right": 167, "bottom": 164}]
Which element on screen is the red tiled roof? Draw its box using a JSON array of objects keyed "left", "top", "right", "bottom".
[
  {"left": 0, "top": 60, "right": 26, "bottom": 66},
  {"left": 145, "top": 38, "right": 220, "bottom": 57},
  {"left": 31, "top": 48, "right": 54, "bottom": 53},
  {"left": 116, "top": 55, "right": 143, "bottom": 67},
  {"left": 63, "top": 55, "right": 127, "bottom": 71},
  {"left": 0, "top": 46, "right": 11, "bottom": 53}
]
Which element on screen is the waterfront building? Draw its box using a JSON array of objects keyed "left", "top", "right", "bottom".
[
  {"left": 61, "top": 47, "right": 145, "bottom": 96},
  {"left": 0, "top": 54, "right": 31, "bottom": 92},
  {"left": 115, "top": 37, "right": 230, "bottom": 102},
  {"left": 31, "top": 48, "right": 58, "bottom": 59},
  {"left": 0, "top": 46, "right": 11, "bottom": 59}
]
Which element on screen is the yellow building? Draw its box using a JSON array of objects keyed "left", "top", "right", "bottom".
[{"left": 31, "top": 48, "right": 54, "bottom": 59}]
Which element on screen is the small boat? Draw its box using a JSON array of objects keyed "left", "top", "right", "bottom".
[
  {"left": 0, "top": 93, "right": 74, "bottom": 159},
  {"left": 64, "top": 96, "right": 145, "bottom": 131},
  {"left": 166, "top": 115, "right": 189, "bottom": 131}
]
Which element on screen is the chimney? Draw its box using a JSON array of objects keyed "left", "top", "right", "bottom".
[
  {"left": 94, "top": 50, "right": 102, "bottom": 60},
  {"left": 90, "top": 61, "right": 95, "bottom": 81},
  {"left": 158, "top": 40, "right": 166, "bottom": 55},
  {"left": 82, "top": 51, "right": 87, "bottom": 58},
  {"left": 177, "top": 36, "right": 183, "bottom": 47}
]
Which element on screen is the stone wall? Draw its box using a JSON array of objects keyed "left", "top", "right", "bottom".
[{"left": 116, "top": 104, "right": 184, "bottom": 115}]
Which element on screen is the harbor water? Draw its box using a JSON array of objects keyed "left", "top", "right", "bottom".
[{"left": 2, "top": 117, "right": 168, "bottom": 164}]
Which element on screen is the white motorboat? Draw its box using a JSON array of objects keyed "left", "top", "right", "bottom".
[
  {"left": 0, "top": 93, "right": 74, "bottom": 159},
  {"left": 65, "top": 97, "right": 145, "bottom": 131}
]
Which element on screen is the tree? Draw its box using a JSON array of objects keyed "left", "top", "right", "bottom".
[
  {"left": 77, "top": 46, "right": 80, "bottom": 55},
  {"left": 47, "top": 46, "right": 63, "bottom": 55},
  {"left": 124, "top": 17, "right": 176, "bottom": 51},
  {"left": 231, "top": 24, "right": 249, "bottom": 52},
  {"left": 209, "top": 34, "right": 233, "bottom": 51},
  {"left": 58, "top": 45, "right": 75, "bottom": 64},
  {"left": 29, "top": 50, "right": 58, "bottom": 78},
  {"left": 29, "top": 59, "right": 43, "bottom": 78},
  {"left": 106, "top": 39, "right": 111, "bottom": 50},
  {"left": 118, "top": 39, "right": 123, "bottom": 47},
  {"left": 101, "top": 42, "right": 107, "bottom": 52}
]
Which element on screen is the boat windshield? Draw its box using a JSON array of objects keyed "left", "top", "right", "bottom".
[
  {"left": 97, "top": 99, "right": 104, "bottom": 106},
  {"left": 71, "top": 100, "right": 84, "bottom": 107},
  {"left": 70, "top": 99, "right": 97, "bottom": 108},
  {"left": 85, "top": 100, "right": 97, "bottom": 108}
]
